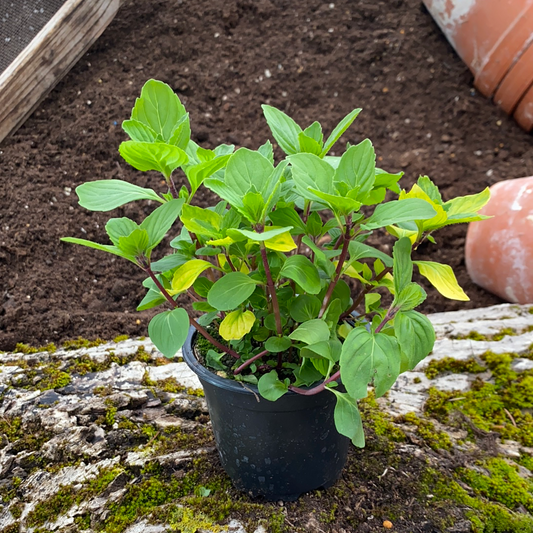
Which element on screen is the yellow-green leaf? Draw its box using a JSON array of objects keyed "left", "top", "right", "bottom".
[
  {"left": 414, "top": 260, "right": 469, "bottom": 301},
  {"left": 206, "top": 236, "right": 234, "bottom": 246},
  {"left": 265, "top": 231, "right": 297, "bottom": 252},
  {"left": 170, "top": 259, "right": 214, "bottom": 295},
  {"left": 399, "top": 184, "right": 447, "bottom": 231},
  {"left": 386, "top": 225, "right": 418, "bottom": 244},
  {"left": 219, "top": 309, "right": 256, "bottom": 341}
]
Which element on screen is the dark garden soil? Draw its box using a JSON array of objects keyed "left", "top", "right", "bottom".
[{"left": 2, "top": 0, "right": 533, "bottom": 351}]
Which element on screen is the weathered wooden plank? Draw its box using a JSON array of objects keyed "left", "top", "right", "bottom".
[{"left": 0, "top": 0, "right": 121, "bottom": 145}]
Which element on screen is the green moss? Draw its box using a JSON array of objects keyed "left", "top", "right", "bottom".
[
  {"left": 62, "top": 337, "right": 107, "bottom": 350},
  {"left": 399, "top": 412, "right": 452, "bottom": 450},
  {"left": 14, "top": 342, "right": 56, "bottom": 354},
  {"left": 492, "top": 328, "right": 518, "bottom": 341},
  {"left": 113, "top": 335, "right": 129, "bottom": 343},
  {"left": 424, "top": 357, "right": 486, "bottom": 379},
  {"left": 455, "top": 331, "right": 488, "bottom": 341},
  {"left": 413, "top": 376, "right": 421, "bottom": 384},
  {"left": 319, "top": 503, "right": 338, "bottom": 523},
  {"left": 166, "top": 506, "right": 226, "bottom": 532},
  {"left": 359, "top": 392, "right": 406, "bottom": 444},
  {"left": 142, "top": 373, "right": 205, "bottom": 398},
  {"left": 26, "top": 486, "right": 75, "bottom": 527},
  {"left": 425, "top": 468, "right": 533, "bottom": 532},
  {"left": 459, "top": 458, "right": 533, "bottom": 512},
  {"left": 93, "top": 384, "right": 113, "bottom": 396},
  {"left": 0, "top": 523, "right": 21, "bottom": 533}
]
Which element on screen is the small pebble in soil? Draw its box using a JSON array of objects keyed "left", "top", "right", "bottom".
[{"left": 383, "top": 521, "right": 393, "bottom": 529}]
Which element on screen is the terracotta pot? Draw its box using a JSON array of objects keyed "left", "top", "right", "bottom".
[
  {"left": 423, "top": 0, "right": 533, "bottom": 131},
  {"left": 465, "top": 176, "right": 533, "bottom": 304}
]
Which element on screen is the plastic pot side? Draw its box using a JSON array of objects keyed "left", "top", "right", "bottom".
[{"left": 182, "top": 327, "right": 349, "bottom": 501}]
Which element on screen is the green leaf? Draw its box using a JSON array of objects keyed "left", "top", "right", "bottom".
[
  {"left": 186, "top": 155, "right": 231, "bottom": 196},
  {"left": 117, "top": 229, "right": 150, "bottom": 257},
  {"left": 150, "top": 253, "right": 189, "bottom": 272},
  {"left": 105, "top": 217, "right": 139, "bottom": 247},
  {"left": 374, "top": 168, "right": 403, "bottom": 194},
  {"left": 137, "top": 289, "right": 166, "bottom": 311},
  {"left": 280, "top": 255, "right": 322, "bottom": 295},
  {"left": 193, "top": 277, "right": 213, "bottom": 298},
  {"left": 258, "top": 140, "right": 274, "bottom": 163},
  {"left": 289, "top": 294, "right": 321, "bottom": 322},
  {"left": 414, "top": 261, "right": 469, "bottom": 301},
  {"left": 225, "top": 148, "right": 274, "bottom": 198},
  {"left": 180, "top": 204, "right": 222, "bottom": 238},
  {"left": 308, "top": 188, "right": 361, "bottom": 216},
  {"left": 394, "top": 310, "right": 435, "bottom": 371},
  {"left": 289, "top": 319, "right": 330, "bottom": 345},
  {"left": 301, "top": 339, "right": 341, "bottom": 363},
  {"left": 321, "top": 108, "right": 362, "bottom": 156},
  {"left": 148, "top": 308, "right": 189, "bottom": 358},
  {"left": 197, "top": 312, "right": 218, "bottom": 327},
  {"left": 261, "top": 105, "right": 303, "bottom": 155},
  {"left": 329, "top": 389, "right": 365, "bottom": 447},
  {"left": 348, "top": 241, "right": 393, "bottom": 268},
  {"left": 265, "top": 336, "right": 292, "bottom": 353},
  {"left": 365, "top": 293, "right": 381, "bottom": 314},
  {"left": 60, "top": 237, "right": 130, "bottom": 260},
  {"left": 241, "top": 192, "right": 265, "bottom": 224},
  {"left": 306, "top": 211, "right": 323, "bottom": 237},
  {"left": 207, "top": 272, "right": 258, "bottom": 311},
  {"left": 258, "top": 370, "right": 289, "bottom": 401},
  {"left": 131, "top": 79, "right": 187, "bottom": 142},
  {"left": 298, "top": 132, "right": 323, "bottom": 156},
  {"left": 122, "top": 119, "right": 159, "bottom": 143},
  {"left": 192, "top": 301, "right": 217, "bottom": 313},
  {"left": 219, "top": 309, "right": 256, "bottom": 341},
  {"left": 168, "top": 113, "right": 191, "bottom": 150},
  {"left": 119, "top": 141, "right": 188, "bottom": 179},
  {"left": 140, "top": 198, "right": 184, "bottom": 252},
  {"left": 76, "top": 180, "right": 164, "bottom": 211},
  {"left": 392, "top": 237, "right": 413, "bottom": 295},
  {"left": 268, "top": 208, "right": 307, "bottom": 234},
  {"left": 170, "top": 259, "right": 214, "bottom": 295},
  {"left": 203, "top": 178, "right": 245, "bottom": 213},
  {"left": 303, "top": 121, "right": 323, "bottom": 144},
  {"left": 236, "top": 226, "right": 293, "bottom": 242},
  {"left": 443, "top": 188, "right": 491, "bottom": 223},
  {"left": 288, "top": 153, "right": 335, "bottom": 203},
  {"left": 206, "top": 350, "right": 225, "bottom": 371},
  {"left": 340, "top": 326, "right": 401, "bottom": 399},
  {"left": 417, "top": 175, "right": 442, "bottom": 204},
  {"left": 334, "top": 139, "right": 375, "bottom": 198},
  {"left": 393, "top": 282, "right": 427, "bottom": 311},
  {"left": 362, "top": 199, "right": 437, "bottom": 230}
]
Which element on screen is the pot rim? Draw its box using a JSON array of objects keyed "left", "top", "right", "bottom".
[{"left": 182, "top": 326, "right": 326, "bottom": 397}]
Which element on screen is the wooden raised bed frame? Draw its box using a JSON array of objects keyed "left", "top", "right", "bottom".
[{"left": 0, "top": 0, "right": 121, "bottom": 144}]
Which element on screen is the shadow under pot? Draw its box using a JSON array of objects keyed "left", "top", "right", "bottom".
[{"left": 182, "top": 327, "right": 350, "bottom": 501}]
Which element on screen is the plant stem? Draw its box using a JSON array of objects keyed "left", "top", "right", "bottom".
[
  {"left": 168, "top": 175, "right": 180, "bottom": 199},
  {"left": 144, "top": 266, "right": 239, "bottom": 359},
  {"left": 260, "top": 243, "right": 283, "bottom": 336},
  {"left": 295, "top": 201, "right": 312, "bottom": 255},
  {"left": 224, "top": 252, "right": 237, "bottom": 272},
  {"left": 289, "top": 370, "right": 341, "bottom": 396},
  {"left": 341, "top": 266, "right": 393, "bottom": 320},
  {"left": 374, "top": 309, "right": 395, "bottom": 334},
  {"left": 318, "top": 222, "right": 352, "bottom": 318},
  {"left": 233, "top": 349, "right": 269, "bottom": 375}
]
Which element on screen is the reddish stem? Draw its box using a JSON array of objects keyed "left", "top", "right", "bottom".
[
  {"left": 233, "top": 349, "right": 269, "bottom": 375},
  {"left": 260, "top": 244, "right": 282, "bottom": 336},
  {"left": 144, "top": 267, "right": 239, "bottom": 359},
  {"left": 289, "top": 370, "right": 341, "bottom": 396},
  {"left": 318, "top": 223, "right": 352, "bottom": 318}
]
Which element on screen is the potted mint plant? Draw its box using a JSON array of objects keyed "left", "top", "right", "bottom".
[{"left": 62, "top": 79, "right": 490, "bottom": 500}]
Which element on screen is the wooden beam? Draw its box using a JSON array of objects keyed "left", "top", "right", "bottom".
[{"left": 0, "top": 0, "right": 121, "bottom": 145}]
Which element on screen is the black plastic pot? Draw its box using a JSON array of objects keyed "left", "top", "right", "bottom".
[{"left": 182, "top": 327, "right": 349, "bottom": 501}]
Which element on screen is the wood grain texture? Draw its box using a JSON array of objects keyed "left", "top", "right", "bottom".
[{"left": 0, "top": 0, "right": 121, "bottom": 144}]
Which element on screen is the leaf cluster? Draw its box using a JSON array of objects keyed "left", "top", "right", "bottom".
[{"left": 62, "top": 79, "right": 491, "bottom": 447}]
